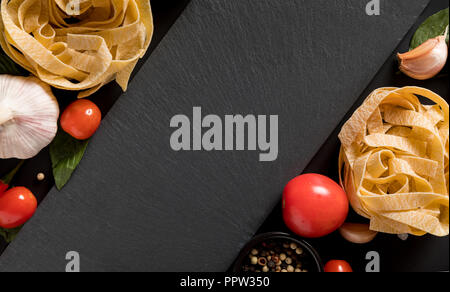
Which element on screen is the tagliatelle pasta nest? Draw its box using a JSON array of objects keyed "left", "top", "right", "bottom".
[
  {"left": 0, "top": 0, "right": 153, "bottom": 98},
  {"left": 339, "top": 87, "right": 449, "bottom": 237}
]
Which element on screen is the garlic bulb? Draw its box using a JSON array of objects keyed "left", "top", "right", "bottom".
[
  {"left": 398, "top": 35, "right": 448, "bottom": 80},
  {"left": 0, "top": 75, "right": 59, "bottom": 159}
]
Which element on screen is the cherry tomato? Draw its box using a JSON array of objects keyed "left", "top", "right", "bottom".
[
  {"left": 60, "top": 99, "right": 102, "bottom": 140},
  {"left": 0, "top": 182, "right": 8, "bottom": 195},
  {"left": 324, "top": 260, "right": 353, "bottom": 272},
  {"left": 0, "top": 187, "right": 37, "bottom": 229},
  {"left": 282, "top": 173, "right": 349, "bottom": 238}
]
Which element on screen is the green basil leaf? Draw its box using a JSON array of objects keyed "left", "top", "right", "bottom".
[
  {"left": 50, "top": 130, "right": 89, "bottom": 190},
  {"left": 0, "top": 226, "right": 22, "bottom": 243},
  {"left": 410, "top": 8, "right": 449, "bottom": 50},
  {"left": 0, "top": 49, "right": 26, "bottom": 75}
]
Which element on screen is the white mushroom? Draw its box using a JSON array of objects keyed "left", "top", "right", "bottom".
[{"left": 0, "top": 75, "right": 59, "bottom": 159}]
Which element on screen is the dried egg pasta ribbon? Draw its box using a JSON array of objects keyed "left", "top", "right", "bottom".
[
  {"left": 0, "top": 0, "right": 153, "bottom": 98},
  {"left": 339, "top": 87, "right": 449, "bottom": 237}
]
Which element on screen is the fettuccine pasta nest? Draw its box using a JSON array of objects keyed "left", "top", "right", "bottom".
[
  {"left": 339, "top": 87, "right": 449, "bottom": 237},
  {"left": 0, "top": 0, "right": 153, "bottom": 98}
]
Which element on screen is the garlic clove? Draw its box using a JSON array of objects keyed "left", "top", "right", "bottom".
[
  {"left": 398, "top": 35, "right": 448, "bottom": 80},
  {"left": 0, "top": 75, "right": 59, "bottom": 159},
  {"left": 339, "top": 223, "right": 378, "bottom": 244}
]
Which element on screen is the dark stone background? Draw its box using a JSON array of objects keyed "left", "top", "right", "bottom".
[{"left": 1, "top": 0, "right": 447, "bottom": 272}]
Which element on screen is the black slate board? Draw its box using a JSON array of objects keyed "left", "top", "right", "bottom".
[
  {"left": 0, "top": 0, "right": 433, "bottom": 271},
  {"left": 255, "top": 0, "right": 449, "bottom": 272}
]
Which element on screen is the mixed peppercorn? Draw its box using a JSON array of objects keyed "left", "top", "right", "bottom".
[{"left": 242, "top": 240, "right": 311, "bottom": 272}]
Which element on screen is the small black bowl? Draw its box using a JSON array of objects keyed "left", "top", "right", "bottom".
[{"left": 233, "top": 232, "right": 323, "bottom": 272}]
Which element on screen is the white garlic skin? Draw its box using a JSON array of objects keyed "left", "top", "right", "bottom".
[
  {"left": 398, "top": 36, "right": 448, "bottom": 80},
  {"left": 0, "top": 75, "right": 59, "bottom": 159}
]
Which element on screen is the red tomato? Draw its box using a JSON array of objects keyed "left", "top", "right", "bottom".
[
  {"left": 0, "top": 181, "right": 8, "bottom": 195},
  {"left": 324, "top": 260, "right": 353, "bottom": 272},
  {"left": 60, "top": 99, "right": 102, "bottom": 140},
  {"left": 282, "top": 173, "right": 349, "bottom": 238},
  {"left": 0, "top": 187, "right": 37, "bottom": 229}
]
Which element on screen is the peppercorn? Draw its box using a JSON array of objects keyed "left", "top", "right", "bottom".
[
  {"left": 37, "top": 172, "right": 45, "bottom": 181},
  {"left": 281, "top": 269, "right": 288, "bottom": 273},
  {"left": 295, "top": 268, "right": 302, "bottom": 272},
  {"left": 242, "top": 239, "right": 309, "bottom": 273},
  {"left": 285, "top": 257, "right": 293, "bottom": 265},
  {"left": 398, "top": 234, "right": 409, "bottom": 241},
  {"left": 258, "top": 257, "right": 267, "bottom": 266}
]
